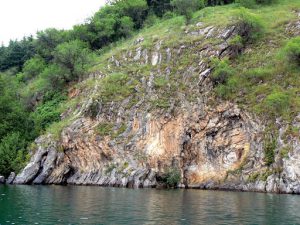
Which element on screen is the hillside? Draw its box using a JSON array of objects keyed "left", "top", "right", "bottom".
[{"left": 1, "top": 0, "right": 300, "bottom": 193}]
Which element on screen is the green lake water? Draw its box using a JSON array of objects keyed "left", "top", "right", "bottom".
[{"left": 0, "top": 185, "right": 300, "bottom": 224}]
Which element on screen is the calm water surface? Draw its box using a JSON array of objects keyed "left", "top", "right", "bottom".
[{"left": 0, "top": 185, "right": 300, "bottom": 224}]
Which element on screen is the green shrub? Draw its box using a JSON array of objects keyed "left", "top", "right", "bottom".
[
  {"left": 234, "top": 9, "right": 265, "bottom": 44},
  {"left": 243, "top": 67, "right": 272, "bottom": 83},
  {"left": 31, "top": 91, "right": 66, "bottom": 134},
  {"left": 22, "top": 56, "right": 46, "bottom": 81},
  {"left": 264, "top": 138, "right": 276, "bottom": 166},
  {"left": 100, "top": 73, "right": 136, "bottom": 102},
  {"left": 40, "top": 64, "right": 68, "bottom": 90},
  {"left": 53, "top": 40, "right": 93, "bottom": 82},
  {"left": 154, "top": 77, "right": 168, "bottom": 89},
  {"left": 280, "top": 146, "right": 291, "bottom": 159},
  {"left": 96, "top": 122, "right": 114, "bottom": 136},
  {"left": 228, "top": 35, "right": 244, "bottom": 56},
  {"left": 215, "top": 76, "right": 239, "bottom": 98},
  {"left": 260, "top": 170, "right": 273, "bottom": 181},
  {"left": 283, "top": 37, "right": 300, "bottom": 67},
  {"left": 211, "top": 58, "right": 235, "bottom": 85},
  {"left": 151, "top": 98, "right": 170, "bottom": 109},
  {"left": 248, "top": 172, "right": 260, "bottom": 182},
  {"left": 165, "top": 167, "right": 181, "bottom": 187},
  {"left": 105, "top": 163, "right": 117, "bottom": 175},
  {"left": 112, "top": 123, "right": 127, "bottom": 138},
  {"left": 264, "top": 91, "right": 290, "bottom": 116},
  {"left": 143, "top": 13, "right": 160, "bottom": 28}
]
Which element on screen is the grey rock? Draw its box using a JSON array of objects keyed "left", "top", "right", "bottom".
[
  {"left": 33, "top": 147, "right": 58, "bottom": 184},
  {"left": 14, "top": 161, "right": 41, "bottom": 184},
  {"left": 6, "top": 172, "right": 16, "bottom": 184},
  {"left": 134, "top": 37, "right": 144, "bottom": 44},
  {"left": 14, "top": 135, "right": 57, "bottom": 184},
  {"left": 0, "top": 176, "right": 4, "bottom": 184}
]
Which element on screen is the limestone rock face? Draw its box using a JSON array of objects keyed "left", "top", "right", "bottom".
[
  {"left": 15, "top": 102, "right": 263, "bottom": 189},
  {"left": 14, "top": 21, "right": 300, "bottom": 194}
]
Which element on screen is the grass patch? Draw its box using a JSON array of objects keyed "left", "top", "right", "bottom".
[{"left": 96, "top": 122, "right": 114, "bottom": 136}]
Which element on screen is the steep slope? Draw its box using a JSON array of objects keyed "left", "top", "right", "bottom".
[{"left": 14, "top": 2, "right": 300, "bottom": 193}]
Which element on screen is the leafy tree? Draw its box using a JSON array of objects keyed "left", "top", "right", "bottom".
[
  {"left": 71, "top": 24, "right": 94, "bottom": 44},
  {"left": 234, "top": 9, "right": 265, "bottom": 44},
  {"left": 35, "top": 28, "right": 70, "bottom": 62},
  {"left": 22, "top": 56, "right": 46, "bottom": 81},
  {"left": 53, "top": 40, "right": 92, "bottom": 83},
  {"left": 89, "top": 6, "right": 119, "bottom": 48},
  {"left": 89, "top": 0, "right": 148, "bottom": 49},
  {"left": 0, "top": 74, "right": 34, "bottom": 141},
  {"left": 0, "top": 37, "right": 35, "bottom": 72},
  {"left": 171, "top": 0, "right": 205, "bottom": 22},
  {"left": 0, "top": 132, "right": 28, "bottom": 177},
  {"left": 114, "top": 0, "right": 148, "bottom": 29},
  {"left": 117, "top": 16, "right": 135, "bottom": 37},
  {"left": 40, "top": 64, "right": 68, "bottom": 90},
  {"left": 147, "top": 0, "right": 172, "bottom": 17}
]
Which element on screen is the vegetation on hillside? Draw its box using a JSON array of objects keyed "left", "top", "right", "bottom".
[{"left": 0, "top": 0, "right": 299, "bottom": 177}]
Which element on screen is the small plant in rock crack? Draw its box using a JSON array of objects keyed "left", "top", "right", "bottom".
[{"left": 165, "top": 167, "right": 181, "bottom": 188}]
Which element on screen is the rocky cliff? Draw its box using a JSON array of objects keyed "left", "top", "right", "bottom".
[{"left": 13, "top": 13, "right": 300, "bottom": 194}]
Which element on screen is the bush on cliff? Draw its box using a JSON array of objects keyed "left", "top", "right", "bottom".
[
  {"left": 234, "top": 9, "right": 265, "bottom": 44},
  {"left": 165, "top": 167, "right": 181, "bottom": 187},
  {"left": 283, "top": 37, "right": 300, "bottom": 67},
  {"left": 263, "top": 91, "right": 290, "bottom": 117},
  {"left": 211, "top": 58, "right": 235, "bottom": 85}
]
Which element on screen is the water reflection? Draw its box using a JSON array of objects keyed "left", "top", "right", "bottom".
[{"left": 0, "top": 185, "right": 300, "bottom": 224}]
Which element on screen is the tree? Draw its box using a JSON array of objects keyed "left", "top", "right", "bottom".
[
  {"left": 147, "top": 0, "right": 172, "bottom": 17},
  {"left": 114, "top": 0, "right": 148, "bottom": 29},
  {"left": 0, "top": 74, "right": 33, "bottom": 141},
  {"left": 35, "top": 28, "right": 70, "bottom": 62},
  {"left": 0, "top": 37, "right": 35, "bottom": 72},
  {"left": 89, "top": 0, "right": 148, "bottom": 49},
  {"left": 0, "top": 132, "right": 28, "bottom": 177},
  {"left": 171, "top": 0, "right": 205, "bottom": 22},
  {"left": 117, "top": 16, "right": 135, "bottom": 37},
  {"left": 22, "top": 56, "right": 46, "bottom": 81},
  {"left": 53, "top": 40, "right": 93, "bottom": 83},
  {"left": 89, "top": 5, "right": 119, "bottom": 48}
]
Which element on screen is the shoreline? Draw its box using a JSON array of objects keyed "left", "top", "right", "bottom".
[{"left": 2, "top": 183, "right": 299, "bottom": 195}]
